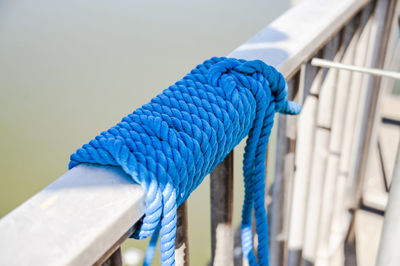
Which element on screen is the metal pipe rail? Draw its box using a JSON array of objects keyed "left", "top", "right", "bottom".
[{"left": 1, "top": 0, "right": 385, "bottom": 265}]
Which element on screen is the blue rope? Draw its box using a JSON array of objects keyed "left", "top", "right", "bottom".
[{"left": 69, "top": 57, "right": 301, "bottom": 265}]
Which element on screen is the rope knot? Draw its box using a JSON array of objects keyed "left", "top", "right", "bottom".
[
  {"left": 207, "top": 59, "right": 240, "bottom": 97},
  {"left": 208, "top": 58, "right": 301, "bottom": 115},
  {"left": 235, "top": 59, "right": 301, "bottom": 115}
]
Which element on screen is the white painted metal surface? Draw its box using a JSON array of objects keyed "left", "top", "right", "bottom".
[
  {"left": 229, "top": 0, "right": 368, "bottom": 78},
  {"left": 0, "top": 164, "right": 145, "bottom": 266}
]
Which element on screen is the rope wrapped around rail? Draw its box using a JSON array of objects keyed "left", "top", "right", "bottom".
[{"left": 69, "top": 57, "right": 301, "bottom": 266}]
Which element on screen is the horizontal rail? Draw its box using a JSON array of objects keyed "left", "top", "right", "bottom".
[
  {"left": 311, "top": 58, "right": 400, "bottom": 80},
  {"left": 0, "top": 0, "right": 369, "bottom": 265},
  {"left": 0, "top": 165, "right": 145, "bottom": 266},
  {"left": 229, "top": 0, "right": 368, "bottom": 79}
]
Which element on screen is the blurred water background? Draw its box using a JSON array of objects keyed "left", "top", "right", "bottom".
[{"left": 0, "top": 0, "right": 289, "bottom": 264}]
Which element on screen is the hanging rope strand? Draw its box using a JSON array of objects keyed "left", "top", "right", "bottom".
[{"left": 69, "top": 57, "right": 301, "bottom": 266}]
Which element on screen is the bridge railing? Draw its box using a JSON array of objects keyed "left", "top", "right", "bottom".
[{"left": 0, "top": 0, "right": 397, "bottom": 265}]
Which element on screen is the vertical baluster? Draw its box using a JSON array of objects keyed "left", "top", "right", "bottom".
[
  {"left": 98, "top": 226, "right": 137, "bottom": 266},
  {"left": 233, "top": 225, "right": 243, "bottom": 266},
  {"left": 286, "top": 55, "right": 322, "bottom": 266},
  {"left": 338, "top": 2, "right": 376, "bottom": 221},
  {"left": 337, "top": 8, "right": 374, "bottom": 266},
  {"left": 326, "top": 9, "right": 367, "bottom": 266},
  {"left": 210, "top": 151, "right": 234, "bottom": 266},
  {"left": 101, "top": 247, "right": 123, "bottom": 266},
  {"left": 315, "top": 15, "right": 359, "bottom": 266},
  {"left": 300, "top": 58, "right": 327, "bottom": 266},
  {"left": 269, "top": 72, "right": 300, "bottom": 266},
  {"left": 322, "top": 4, "right": 374, "bottom": 265},
  {"left": 308, "top": 8, "right": 372, "bottom": 264},
  {"left": 376, "top": 143, "right": 400, "bottom": 266},
  {"left": 175, "top": 201, "right": 190, "bottom": 266},
  {"left": 285, "top": 72, "right": 302, "bottom": 266},
  {"left": 301, "top": 32, "right": 341, "bottom": 266},
  {"left": 326, "top": 3, "right": 382, "bottom": 264}
]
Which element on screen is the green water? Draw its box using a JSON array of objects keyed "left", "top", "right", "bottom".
[{"left": 0, "top": 0, "right": 288, "bottom": 264}]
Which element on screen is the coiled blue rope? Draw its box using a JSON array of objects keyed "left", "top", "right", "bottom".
[{"left": 69, "top": 57, "right": 301, "bottom": 265}]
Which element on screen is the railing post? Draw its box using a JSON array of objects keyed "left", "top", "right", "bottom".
[
  {"left": 101, "top": 247, "right": 123, "bottom": 266},
  {"left": 314, "top": 14, "right": 360, "bottom": 266},
  {"left": 270, "top": 73, "right": 300, "bottom": 266},
  {"left": 286, "top": 60, "right": 321, "bottom": 266},
  {"left": 175, "top": 201, "right": 190, "bottom": 266},
  {"left": 376, "top": 143, "right": 400, "bottom": 266},
  {"left": 210, "top": 151, "right": 234, "bottom": 266}
]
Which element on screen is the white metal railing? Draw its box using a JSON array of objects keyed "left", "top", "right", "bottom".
[
  {"left": 1, "top": 0, "right": 396, "bottom": 265},
  {"left": 0, "top": 165, "right": 145, "bottom": 265}
]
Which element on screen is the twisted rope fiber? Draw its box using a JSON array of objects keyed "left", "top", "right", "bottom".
[{"left": 69, "top": 57, "right": 301, "bottom": 265}]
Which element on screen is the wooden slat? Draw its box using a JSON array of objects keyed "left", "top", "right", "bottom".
[
  {"left": 175, "top": 201, "right": 190, "bottom": 266},
  {"left": 376, "top": 143, "right": 400, "bottom": 266},
  {"left": 229, "top": 0, "right": 368, "bottom": 78},
  {"left": 0, "top": 164, "right": 146, "bottom": 266},
  {"left": 270, "top": 72, "right": 300, "bottom": 266},
  {"left": 300, "top": 61, "right": 328, "bottom": 266},
  {"left": 95, "top": 226, "right": 135, "bottom": 265},
  {"left": 101, "top": 247, "right": 123, "bottom": 266},
  {"left": 315, "top": 15, "right": 360, "bottom": 266},
  {"left": 302, "top": 33, "right": 341, "bottom": 265},
  {"left": 210, "top": 151, "right": 234, "bottom": 266},
  {"left": 286, "top": 62, "right": 320, "bottom": 266},
  {"left": 233, "top": 225, "right": 243, "bottom": 266},
  {"left": 329, "top": 5, "right": 375, "bottom": 262},
  {"left": 343, "top": 0, "right": 384, "bottom": 209}
]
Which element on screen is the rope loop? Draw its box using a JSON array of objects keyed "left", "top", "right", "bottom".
[{"left": 69, "top": 57, "right": 301, "bottom": 266}]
